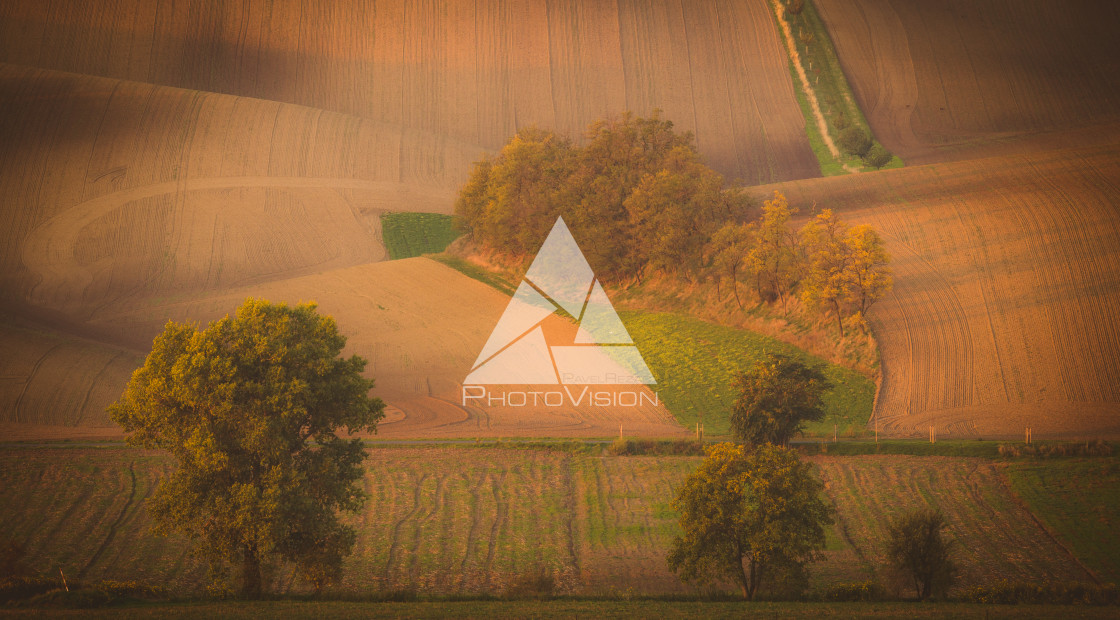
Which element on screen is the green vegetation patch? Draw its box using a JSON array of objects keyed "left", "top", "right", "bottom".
[
  {"left": 1006, "top": 458, "right": 1120, "bottom": 584},
  {"left": 620, "top": 311, "right": 874, "bottom": 438},
  {"left": 380, "top": 213, "right": 460, "bottom": 260},
  {"left": 770, "top": 0, "right": 903, "bottom": 174}
]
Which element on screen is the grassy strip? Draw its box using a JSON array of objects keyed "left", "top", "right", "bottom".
[
  {"left": 380, "top": 213, "right": 460, "bottom": 260},
  {"left": 770, "top": 1, "right": 903, "bottom": 173},
  {"left": 12, "top": 600, "right": 1120, "bottom": 618},
  {"left": 620, "top": 311, "right": 874, "bottom": 438},
  {"left": 429, "top": 254, "right": 516, "bottom": 295},
  {"left": 1005, "top": 458, "right": 1120, "bottom": 584}
]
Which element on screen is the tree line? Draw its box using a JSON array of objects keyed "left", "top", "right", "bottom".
[{"left": 456, "top": 112, "right": 892, "bottom": 336}]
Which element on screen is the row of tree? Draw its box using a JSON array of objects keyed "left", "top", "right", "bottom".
[
  {"left": 708, "top": 191, "right": 892, "bottom": 335},
  {"left": 457, "top": 113, "right": 892, "bottom": 336}
]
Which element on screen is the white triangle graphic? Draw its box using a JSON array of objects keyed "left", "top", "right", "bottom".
[{"left": 465, "top": 217, "right": 656, "bottom": 385}]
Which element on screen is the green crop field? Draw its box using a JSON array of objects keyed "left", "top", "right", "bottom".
[
  {"left": 3, "top": 446, "right": 1107, "bottom": 602},
  {"left": 1006, "top": 458, "right": 1120, "bottom": 584},
  {"left": 380, "top": 213, "right": 460, "bottom": 260},
  {"left": 621, "top": 311, "right": 875, "bottom": 438}
]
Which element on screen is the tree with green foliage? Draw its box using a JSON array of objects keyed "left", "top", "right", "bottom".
[
  {"left": 667, "top": 443, "right": 833, "bottom": 600},
  {"left": 886, "top": 508, "right": 957, "bottom": 600},
  {"left": 863, "top": 142, "right": 893, "bottom": 169},
  {"left": 730, "top": 354, "right": 831, "bottom": 446},
  {"left": 838, "top": 126, "right": 872, "bottom": 157},
  {"left": 108, "top": 298, "right": 385, "bottom": 597}
]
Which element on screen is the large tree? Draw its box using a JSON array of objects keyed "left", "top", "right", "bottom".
[
  {"left": 108, "top": 298, "right": 385, "bottom": 597},
  {"left": 667, "top": 443, "right": 833, "bottom": 600},
  {"left": 730, "top": 354, "right": 831, "bottom": 446}
]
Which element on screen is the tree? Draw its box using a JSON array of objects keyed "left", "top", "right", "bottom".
[
  {"left": 800, "top": 208, "right": 852, "bottom": 335},
  {"left": 705, "top": 222, "right": 755, "bottom": 308},
  {"left": 886, "top": 508, "right": 957, "bottom": 600},
  {"left": 667, "top": 443, "right": 833, "bottom": 600},
  {"left": 863, "top": 142, "right": 893, "bottom": 169},
  {"left": 625, "top": 146, "right": 751, "bottom": 278},
  {"left": 108, "top": 299, "right": 385, "bottom": 597},
  {"left": 838, "top": 126, "right": 872, "bottom": 157},
  {"left": 745, "top": 191, "right": 799, "bottom": 302},
  {"left": 844, "top": 224, "right": 892, "bottom": 318},
  {"left": 729, "top": 354, "right": 831, "bottom": 446}
]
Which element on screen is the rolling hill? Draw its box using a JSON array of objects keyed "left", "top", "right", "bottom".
[
  {"left": 754, "top": 141, "right": 1120, "bottom": 438},
  {"left": 815, "top": 0, "right": 1120, "bottom": 164},
  {"left": 0, "top": 0, "right": 819, "bottom": 186}
]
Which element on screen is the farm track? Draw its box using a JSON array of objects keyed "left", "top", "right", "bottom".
[{"left": 754, "top": 142, "right": 1120, "bottom": 438}]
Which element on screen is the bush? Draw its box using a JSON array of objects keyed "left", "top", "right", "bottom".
[
  {"left": 831, "top": 111, "right": 850, "bottom": 131},
  {"left": 0, "top": 576, "right": 62, "bottom": 603},
  {"left": 960, "top": 580, "right": 1119, "bottom": 605},
  {"left": 24, "top": 587, "right": 113, "bottom": 609},
  {"left": 823, "top": 580, "right": 890, "bottom": 602},
  {"left": 838, "top": 126, "right": 872, "bottom": 157},
  {"left": 863, "top": 143, "right": 893, "bottom": 169},
  {"left": 608, "top": 438, "right": 705, "bottom": 456},
  {"left": 998, "top": 440, "right": 1113, "bottom": 458}
]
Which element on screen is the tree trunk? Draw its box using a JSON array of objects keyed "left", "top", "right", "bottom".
[
  {"left": 738, "top": 554, "right": 754, "bottom": 600},
  {"left": 833, "top": 299, "right": 845, "bottom": 337},
  {"left": 241, "top": 545, "right": 262, "bottom": 598},
  {"left": 731, "top": 265, "right": 743, "bottom": 309}
]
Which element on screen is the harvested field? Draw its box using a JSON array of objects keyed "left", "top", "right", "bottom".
[
  {"left": 0, "top": 447, "right": 1099, "bottom": 595},
  {"left": 0, "top": 0, "right": 817, "bottom": 185},
  {"left": 754, "top": 143, "right": 1120, "bottom": 438},
  {"left": 0, "top": 317, "right": 140, "bottom": 431},
  {"left": 63, "top": 258, "right": 682, "bottom": 439},
  {"left": 816, "top": 0, "right": 1120, "bottom": 164},
  {"left": 0, "top": 64, "right": 472, "bottom": 318}
]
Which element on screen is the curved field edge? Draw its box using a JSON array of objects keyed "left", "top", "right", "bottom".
[
  {"left": 1005, "top": 458, "right": 1120, "bottom": 584},
  {"left": 619, "top": 311, "right": 875, "bottom": 438}
]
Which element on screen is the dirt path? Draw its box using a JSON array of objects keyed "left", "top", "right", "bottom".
[{"left": 770, "top": 0, "right": 859, "bottom": 174}]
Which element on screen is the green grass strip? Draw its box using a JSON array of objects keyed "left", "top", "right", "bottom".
[
  {"left": 380, "top": 212, "right": 461, "bottom": 260},
  {"left": 620, "top": 311, "right": 874, "bottom": 438}
]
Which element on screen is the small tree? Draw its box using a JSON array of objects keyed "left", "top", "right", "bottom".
[
  {"left": 668, "top": 443, "right": 833, "bottom": 599},
  {"left": 863, "top": 142, "right": 893, "bottom": 169},
  {"left": 886, "top": 508, "right": 957, "bottom": 600},
  {"left": 730, "top": 354, "right": 831, "bottom": 446},
  {"left": 838, "top": 126, "right": 872, "bottom": 157},
  {"left": 705, "top": 221, "right": 755, "bottom": 308},
  {"left": 745, "top": 191, "right": 799, "bottom": 302},
  {"left": 109, "top": 298, "right": 385, "bottom": 597}
]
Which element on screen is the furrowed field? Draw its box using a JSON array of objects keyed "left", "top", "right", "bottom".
[
  {"left": 2, "top": 446, "right": 1111, "bottom": 597},
  {"left": 815, "top": 0, "right": 1120, "bottom": 164},
  {"left": 754, "top": 142, "right": 1120, "bottom": 439}
]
